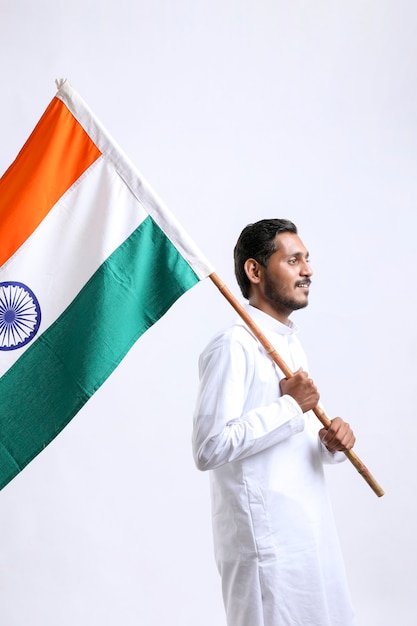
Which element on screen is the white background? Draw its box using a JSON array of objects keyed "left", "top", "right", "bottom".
[{"left": 0, "top": 1, "right": 416, "bottom": 624}]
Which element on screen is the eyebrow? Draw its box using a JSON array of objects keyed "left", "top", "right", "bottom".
[{"left": 287, "top": 251, "right": 310, "bottom": 259}]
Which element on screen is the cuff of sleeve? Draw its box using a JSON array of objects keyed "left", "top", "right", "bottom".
[
  {"left": 282, "top": 393, "right": 304, "bottom": 415},
  {"left": 280, "top": 394, "right": 306, "bottom": 434},
  {"left": 321, "top": 446, "right": 347, "bottom": 464}
]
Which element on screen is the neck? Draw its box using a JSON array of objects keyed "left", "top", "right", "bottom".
[{"left": 248, "top": 297, "right": 291, "bottom": 325}]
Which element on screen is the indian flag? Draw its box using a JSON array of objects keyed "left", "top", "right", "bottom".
[{"left": 0, "top": 79, "right": 213, "bottom": 491}]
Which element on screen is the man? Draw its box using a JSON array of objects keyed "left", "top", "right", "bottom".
[{"left": 192, "top": 219, "right": 356, "bottom": 625}]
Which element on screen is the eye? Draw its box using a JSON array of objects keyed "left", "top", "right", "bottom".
[{"left": 288, "top": 258, "right": 297, "bottom": 264}]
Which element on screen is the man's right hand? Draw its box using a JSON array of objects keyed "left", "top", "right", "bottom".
[{"left": 279, "top": 368, "right": 320, "bottom": 413}]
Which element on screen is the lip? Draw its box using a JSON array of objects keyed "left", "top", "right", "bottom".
[{"left": 295, "top": 280, "right": 311, "bottom": 289}]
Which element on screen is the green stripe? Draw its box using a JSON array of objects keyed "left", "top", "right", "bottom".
[{"left": 0, "top": 216, "right": 199, "bottom": 489}]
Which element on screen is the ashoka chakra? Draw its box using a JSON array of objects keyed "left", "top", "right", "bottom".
[{"left": 0, "top": 282, "right": 42, "bottom": 351}]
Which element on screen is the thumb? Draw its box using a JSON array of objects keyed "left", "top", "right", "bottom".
[{"left": 318, "top": 427, "right": 328, "bottom": 443}]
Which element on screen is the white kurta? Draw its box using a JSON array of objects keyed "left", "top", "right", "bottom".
[{"left": 193, "top": 306, "right": 356, "bottom": 626}]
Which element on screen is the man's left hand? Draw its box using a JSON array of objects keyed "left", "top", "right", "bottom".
[{"left": 319, "top": 417, "right": 356, "bottom": 453}]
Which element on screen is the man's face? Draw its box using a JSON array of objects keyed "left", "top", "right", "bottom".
[{"left": 261, "top": 232, "right": 313, "bottom": 319}]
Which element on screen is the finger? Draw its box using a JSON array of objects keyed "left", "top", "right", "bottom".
[
  {"left": 319, "top": 425, "right": 346, "bottom": 452},
  {"left": 321, "top": 420, "right": 356, "bottom": 452},
  {"left": 343, "top": 430, "right": 356, "bottom": 450}
]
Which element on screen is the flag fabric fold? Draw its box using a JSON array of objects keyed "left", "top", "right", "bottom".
[{"left": 0, "top": 79, "right": 213, "bottom": 490}]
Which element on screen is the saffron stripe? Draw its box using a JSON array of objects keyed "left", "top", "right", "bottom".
[
  {"left": 0, "top": 97, "right": 101, "bottom": 267},
  {"left": 0, "top": 157, "right": 147, "bottom": 375},
  {"left": 0, "top": 216, "right": 199, "bottom": 489}
]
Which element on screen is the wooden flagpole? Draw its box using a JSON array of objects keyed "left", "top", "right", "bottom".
[{"left": 209, "top": 272, "right": 384, "bottom": 498}]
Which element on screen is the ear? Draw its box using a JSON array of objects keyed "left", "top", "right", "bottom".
[{"left": 244, "top": 258, "right": 262, "bottom": 285}]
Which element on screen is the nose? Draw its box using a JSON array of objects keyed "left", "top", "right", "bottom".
[{"left": 301, "top": 259, "right": 313, "bottom": 277}]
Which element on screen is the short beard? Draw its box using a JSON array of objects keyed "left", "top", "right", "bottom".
[{"left": 264, "top": 273, "right": 309, "bottom": 314}]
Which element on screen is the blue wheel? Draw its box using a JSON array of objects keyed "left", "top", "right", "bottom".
[{"left": 0, "top": 281, "right": 42, "bottom": 351}]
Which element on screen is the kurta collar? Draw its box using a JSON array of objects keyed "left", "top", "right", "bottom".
[{"left": 245, "top": 304, "right": 299, "bottom": 336}]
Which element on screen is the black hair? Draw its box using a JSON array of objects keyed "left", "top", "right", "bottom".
[{"left": 234, "top": 218, "right": 298, "bottom": 299}]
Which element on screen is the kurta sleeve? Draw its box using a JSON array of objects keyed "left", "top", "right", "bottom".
[
  {"left": 192, "top": 327, "right": 305, "bottom": 470},
  {"left": 320, "top": 445, "right": 347, "bottom": 464}
]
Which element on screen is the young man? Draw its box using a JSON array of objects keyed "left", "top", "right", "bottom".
[{"left": 192, "top": 219, "right": 356, "bottom": 625}]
